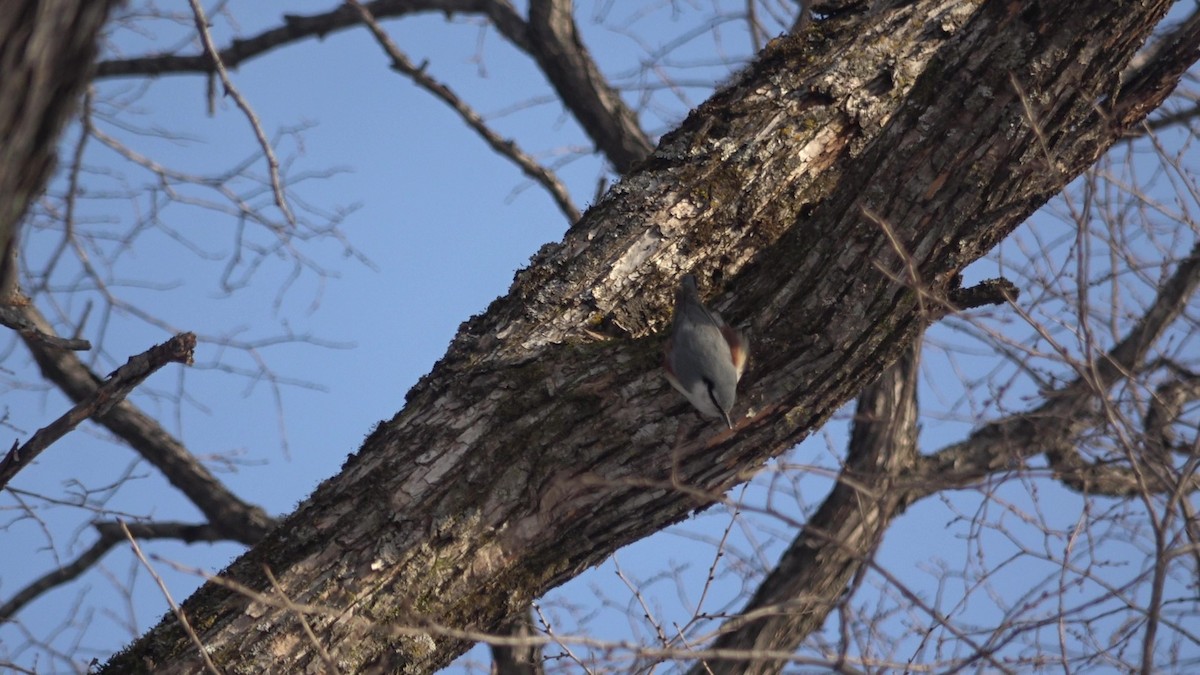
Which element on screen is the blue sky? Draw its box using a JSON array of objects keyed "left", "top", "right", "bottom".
[{"left": 2, "top": 2, "right": 1197, "bottom": 673}]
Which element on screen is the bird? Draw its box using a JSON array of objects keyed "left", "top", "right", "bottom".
[{"left": 663, "top": 275, "right": 748, "bottom": 428}]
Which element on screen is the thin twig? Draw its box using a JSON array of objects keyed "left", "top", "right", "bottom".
[
  {"left": 614, "top": 557, "right": 669, "bottom": 648},
  {"left": 263, "top": 565, "right": 340, "bottom": 673},
  {"left": 0, "top": 304, "right": 90, "bottom": 350},
  {"left": 0, "top": 521, "right": 229, "bottom": 621},
  {"left": 745, "top": 0, "right": 764, "bottom": 51},
  {"left": 187, "top": 0, "right": 295, "bottom": 226},
  {"left": 1010, "top": 72, "right": 1061, "bottom": 175},
  {"left": 861, "top": 205, "right": 931, "bottom": 319},
  {"left": 344, "top": 0, "right": 582, "bottom": 224},
  {"left": 120, "top": 520, "right": 221, "bottom": 675}
]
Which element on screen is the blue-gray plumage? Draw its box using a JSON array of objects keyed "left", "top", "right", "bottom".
[{"left": 663, "top": 275, "right": 748, "bottom": 428}]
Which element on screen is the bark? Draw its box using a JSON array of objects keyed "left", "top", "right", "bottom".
[
  {"left": 0, "top": 0, "right": 118, "bottom": 299},
  {"left": 102, "top": 1, "right": 1197, "bottom": 672}
]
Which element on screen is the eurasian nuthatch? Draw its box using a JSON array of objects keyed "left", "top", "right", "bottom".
[{"left": 663, "top": 275, "right": 748, "bottom": 428}]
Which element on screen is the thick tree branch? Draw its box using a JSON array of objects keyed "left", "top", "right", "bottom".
[
  {"left": 0, "top": 332, "right": 197, "bottom": 490},
  {"left": 102, "top": 2, "right": 1195, "bottom": 671},
  {"left": 17, "top": 305, "right": 275, "bottom": 544},
  {"left": 527, "top": 0, "right": 654, "bottom": 172}
]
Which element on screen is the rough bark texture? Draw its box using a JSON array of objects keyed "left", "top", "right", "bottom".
[
  {"left": 0, "top": 0, "right": 118, "bottom": 298},
  {"left": 102, "top": 1, "right": 1195, "bottom": 672}
]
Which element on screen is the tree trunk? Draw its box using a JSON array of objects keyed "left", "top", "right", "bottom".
[
  {"left": 102, "top": 1, "right": 1197, "bottom": 672},
  {"left": 0, "top": 0, "right": 117, "bottom": 297}
]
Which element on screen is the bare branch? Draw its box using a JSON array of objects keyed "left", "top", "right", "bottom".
[
  {"left": 119, "top": 520, "right": 221, "bottom": 675},
  {"left": 947, "top": 277, "right": 1018, "bottom": 310},
  {"left": 1145, "top": 369, "right": 1200, "bottom": 460},
  {"left": 345, "top": 0, "right": 582, "bottom": 223},
  {"left": 918, "top": 239, "right": 1200, "bottom": 496},
  {"left": 16, "top": 304, "right": 275, "bottom": 543},
  {"left": 96, "top": 1, "right": 532, "bottom": 79},
  {"left": 0, "top": 521, "right": 234, "bottom": 622},
  {"left": 0, "top": 303, "right": 90, "bottom": 351},
  {"left": 186, "top": 0, "right": 295, "bottom": 226},
  {"left": 0, "top": 332, "right": 196, "bottom": 490},
  {"left": 99, "top": 1, "right": 653, "bottom": 172},
  {"left": 527, "top": 0, "right": 654, "bottom": 172}
]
